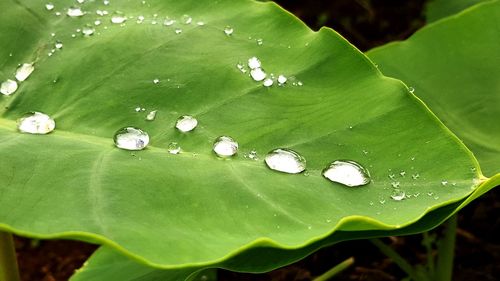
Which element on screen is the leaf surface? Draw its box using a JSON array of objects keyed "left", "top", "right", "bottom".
[{"left": 0, "top": 0, "right": 480, "bottom": 269}]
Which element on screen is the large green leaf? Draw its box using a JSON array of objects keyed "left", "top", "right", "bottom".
[
  {"left": 368, "top": 0, "right": 500, "bottom": 177},
  {"left": 425, "top": 0, "right": 491, "bottom": 22},
  {"left": 0, "top": 0, "right": 481, "bottom": 271}
]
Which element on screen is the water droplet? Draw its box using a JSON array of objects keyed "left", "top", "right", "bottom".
[
  {"left": 55, "top": 41, "right": 63, "bottom": 49},
  {"left": 412, "top": 173, "right": 420, "bottom": 180},
  {"left": 408, "top": 87, "right": 415, "bottom": 94},
  {"left": 391, "top": 189, "right": 406, "bottom": 201},
  {"left": 427, "top": 192, "right": 434, "bottom": 197},
  {"left": 223, "top": 26, "right": 233, "bottom": 36},
  {"left": 236, "top": 63, "right": 247, "bottom": 73},
  {"left": 175, "top": 115, "right": 198, "bottom": 132},
  {"left": 248, "top": 57, "right": 261, "bottom": 69},
  {"left": 136, "top": 15, "right": 145, "bottom": 24},
  {"left": 379, "top": 198, "right": 386, "bottom": 204},
  {"left": 181, "top": 14, "right": 192, "bottom": 24},
  {"left": 145, "top": 110, "right": 157, "bottom": 121},
  {"left": 151, "top": 20, "right": 157, "bottom": 25},
  {"left": 213, "top": 136, "right": 238, "bottom": 157},
  {"left": 77, "top": 0, "right": 85, "bottom": 3},
  {"left": 111, "top": 12, "right": 127, "bottom": 24},
  {"left": 277, "top": 75, "right": 287, "bottom": 85},
  {"left": 82, "top": 25, "right": 95, "bottom": 36},
  {"left": 94, "top": 20, "right": 102, "bottom": 26},
  {"left": 175, "top": 28, "right": 182, "bottom": 34},
  {"left": 167, "top": 142, "right": 181, "bottom": 154},
  {"left": 45, "top": 3, "right": 55, "bottom": 11},
  {"left": 413, "top": 192, "right": 420, "bottom": 197},
  {"left": 322, "top": 160, "right": 370, "bottom": 187},
  {"left": 113, "top": 127, "right": 149, "bottom": 151},
  {"left": 441, "top": 180, "right": 448, "bottom": 186},
  {"left": 15, "top": 63, "right": 34, "bottom": 82},
  {"left": 153, "top": 78, "right": 160, "bottom": 84},
  {"left": 400, "top": 171, "right": 406, "bottom": 177},
  {"left": 265, "top": 148, "right": 306, "bottom": 174},
  {"left": 250, "top": 68, "right": 266, "bottom": 81},
  {"left": 391, "top": 181, "right": 400, "bottom": 188},
  {"left": 244, "top": 150, "right": 259, "bottom": 160},
  {"left": 103, "top": 0, "right": 110, "bottom": 5},
  {"left": 163, "top": 17, "right": 175, "bottom": 26},
  {"left": 67, "top": 7, "right": 84, "bottom": 17},
  {"left": 256, "top": 38, "right": 263, "bottom": 45},
  {"left": 388, "top": 174, "right": 395, "bottom": 179},
  {"left": 1, "top": 79, "right": 18, "bottom": 96},
  {"left": 18, "top": 112, "right": 55, "bottom": 134},
  {"left": 263, "top": 78, "right": 273, "bottom": 87}
]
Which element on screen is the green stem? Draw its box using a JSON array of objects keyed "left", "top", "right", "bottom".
[
  {"left": 422, "top": 232, "right": 435, "bottom": 277},
  {"left": 370, "top": 238, "right": 424, "bottom": 281},
  {"left": 435, "top": 214, "right": 457, "bottom": 281},
  {"left": 0, "top": 231, "right": 21, "bottom": 281},
  {"left": 313, "top": 257, "right": 354, "bottom": 281}
]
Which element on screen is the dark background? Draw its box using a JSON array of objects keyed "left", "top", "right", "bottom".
[{"left": 14, "top": 1, "right": 499, "bottom": 280}]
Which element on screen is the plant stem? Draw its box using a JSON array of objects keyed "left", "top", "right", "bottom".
[
  {"left": 422, "top": 232, "right": 435, "bottom": 277},
  {"left": 0, "top": 231, "right": 21, "bottom": 281},
  {"left": 435, "top": 214, "right": 457, "bottom": 281},
  {"left": 313, "top": 257, "right": 354, "bottom": 281},
  {"left": 370, "top": 238, "right": 423, "bottom": 281}
]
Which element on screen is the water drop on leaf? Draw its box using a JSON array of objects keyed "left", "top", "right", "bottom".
[
  {"left": 265, "top": 148, "right": 306, "bottom": 174},
  {"left": 213, "top": 136, "right": 238, "bottom": 157},
  {"left": 114, "top": 127, "right": 149, "bottom": 151},
  {"left": 322, "top": 160, "right": 371, "bottom": 187},
  {"left": 18, "top": 112, "right": 55, "bottom": 134}
]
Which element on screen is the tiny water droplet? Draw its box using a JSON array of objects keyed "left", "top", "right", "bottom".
[
  {"left": 103, "top": 0, "right": 110, "bottom": 5},
  {"left": 163, "top": 17, "right": 175, "bottom": 26},
  {"left": 1, "top": 79, "right": 18, "bottom": 96},
  {"left": 248, "top": 57, "right": 261, "bottom": 69},
  {"left": 427, "top": 192, "right": 434, "bottom": 196},
  {"left": 256, "top": 38, "right": 263, "bottom": 45},
  {"left": 400, "top": 171, "right": 406, "bottom": 177},
  {"left": 250, "top": 68, "right": 266, "bottom": 81},
  {"left": 236, "top": 63, "right": 247, "bottom": 73},
  {"left": 77, "top": 0, "right": 85, "bottom": 3},
  {"left": 67, "top": 7, "right": 84, "bottom": 17},
  {"left": 245, "top": 150, "right": 259, "bottom": 160},
  {"left": 167, "top": 142, "right": 181, "bottom": 154},
  {"left": 263, "top": 78, "right": 273, "bottom": 87},
  {"left": 45, "top": 3, "right": 55, "bottom": 11},
  {"left": 379, "top": 198, "right": 386, "bottom": 204},
  {"left": 153, "top": 78, "right": 160, "bottom": 84},
  {"left": 277, "top": 75, "right": 287, "bottom": 85},
  {"left": 18, "top": 112, "right": 55, "bottom": 134},
  {"left": 145, "top": 110, "right": 157, "bottom": 121},
  {"left": 224, "top": 26, "right": 233, "bottom": 36},
  {"left": 322, "top": 160, "right": 370, "bottom": 187},
  {"left": 441, "top": 180, "right": 448, "bottom": 186},
  {"left": 175, "top": 28, "right": 182, "bottom": 34},
  {"left": 151, "top": 20, "right": 157, "bottom": 25},
  {"left": 55, "top": 41, "right": 63, "bottom": 49},
  {"left": 82, "top": 25, "right": 95, "bottom": 36},
  {"left": 369, "top": 201, "right": 374, "bottom": 206},
  {"left": 391, "top": 181, "right": 400, "bottom": 188},
  {"left": 213, "top": 136, "right": 238, "bottom": 157},
  {"left": 113, "top": 127, "right": 149, "bottom": 151},
  {"left": 265, "top": 148, "right": 306, "bottom": 174},
  {"left": 413, "top": 192, "right": 420, "bottom": 197},
  {"left": 197, "top": 21, "right": 205, "bottom": 26},
  {"left": 391, "top": 189, "right": 406, "bottom": 201},
  {"left": 111, "top": 12, "right": 127, "bottom": 24},
  {"left": 181, "top": 14, "right": 192, "bottom": 24},
  {"left": 175, "top": 115, "right": 198, "bottom": 132},
  {"left": 15, "top": 63, "right": 34, "bottom": 82},
  {"left": 94, "top": 20, "right": 102, "bottom": 26},
  {"left": 412, "top": 173, "right": 420, "bottom": 180},
  {"left": 388, "top": 174, "right": 395, "bottom": 179}
]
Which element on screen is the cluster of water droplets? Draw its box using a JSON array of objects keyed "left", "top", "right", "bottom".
[
  {"left": 236, "top": 56, "right": 302, "bottom": 88},
  {"left": 1, "top": 63, "right": 35, "bottom": 96}
]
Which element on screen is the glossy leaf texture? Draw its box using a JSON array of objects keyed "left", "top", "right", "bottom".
[
  {"left": 0, "top": 0, "right": 480, "bottom": 270},
  {"left": 368, "top": 0, "right": 500, "bottom": 177},
  {"left": 425, "top": 0, "right": 492, "bottom": 22}
]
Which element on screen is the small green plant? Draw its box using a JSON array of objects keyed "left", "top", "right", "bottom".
[{"left": 0, "top": 0, "right": 498, "bottom": 280}]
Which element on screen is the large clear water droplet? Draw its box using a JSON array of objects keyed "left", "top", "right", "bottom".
[
  {"left": 248, "top": 57, "right": 261, "bottom": 69},
  {"left": 167, "top": 142, "right": 181, "bottom": 154},
  {"left": 18, "top": 112, "right": 55, "bottom": 134},
  {"left": 277, "top": 75, "right": 287, "bottom": 85},
  {"left": 15, "top": 63, "right": 34, "bottom": 82},
  {"left": 111, "top": 12, "right": 127, "bottom": 24},
  {"left": 391, "top": 189, "right": 406, "bottom": 201},
  {"left": 265, "top": 148, "right": 306, "bottom": 174},
  {"left": 213, "top": 136, "right": 238, "bottom": 157},
  {"left": 175, "top": 115, "right": 198, "bottom": 132},
  {"left": 250, "top": 68, "right": 266, "bottom": 81},
  {"left": 322, "top": 160, "right": 370, "bottom": 187},
  {"left": 1, "top": 79, "right": 18, "bottom": 96},
  {"left": 67, "top": 7, "right": 85, "bottom": 17},
  {"left": 113, "top": 127, "right": 149, "bottom": 150}
]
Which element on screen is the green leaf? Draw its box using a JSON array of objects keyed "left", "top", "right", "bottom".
[
  {"left": 0, "top": 0, "right": 481, "bottom": 271},
  {"left": 368, "top": 0, "right": 500, "bottom": 177},
  {"left": 425, "top": 0, "right": 492, "bottom": 23}
]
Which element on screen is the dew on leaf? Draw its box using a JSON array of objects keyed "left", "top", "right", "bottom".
[
  {"left": 0, "top": 79, "right": 18, "bottom": 96},
  {"left": 94, "top": 20, "right": 102, "bottom": 26},
  {"left": 167, "top": 142, "right": 181, "bottom": 154},
  {"left": 250, "top": 68, "right": 266, "bottom": 81},
  {"left": 18, "top": 112, "right": 55, "bottom": 134},
  {"left": 213, "top": 136, "right": 239, "bottom": 157},
  {"left": 322, "top": 160, "right": 371, "bottom": 187},
  {"left": 265, "top": 148, "right": 306, "bottom": 174},
  {"left": 263, "top": 78, "right": 273, "bottom": 87},
  {"left": 163, "top": 17, "right": 175, "bottom": 26},
  {"left": 82, "top": 25, "right": 95, "bottom": 36},
  {"left": 45, "top": 3, "right": 55, "bottom": 11},
  {"left": 236, "top": 63, "right": 247, "bottom": 73},
  {"left": 67, "top": 7, "right": 84, "bottom": 17},
  {"left": 153, "top": 78, "right": 160, "bottom": 84},
  {"left": 114, "top": 127, "right": 149, "bottom": 151},
  {"left": 277, "top": 75, "right": 287, "bottom": 85},
  {"left": 15, "top": 63, "right": 34, "bottom": 82},
  {"left": 412, "top": 173, "right": 420, "bottom": 180},
  {"left": 256, "top": 38, "right": 263, "bottom": 45},
  {"left": 391, "top": 182, "right": 400, "bottom": 188},
  {"left": 55, "top": 41, "right": 63, "bottom": 49},
  {"left": 111, "top": 12, "right": 127, "bottom": 24},
  {"left": 175, "top": 28, "right": 182, "bottom": 34},
  {"left": 248, "top": 57, "right": 261, "bottom": 69},
  {"left": 441, "top": 180, "right": 448, "bottom": 186},
  {"left": 224, "top": 26, "right": 233, "bottom": 36},
  {"left": 175, "top": 115, "right": 198, "bottom": 132},
  {"left": 390, "top": 189, "right": 406, "bottom": 201},
  {"left": 245, "top": 150, "right": 259, "bottom": 160},
  {"left": 181, "top": 15, "right": 192, "bottom": 24},
  {"left": 145, "top": 110, "right": 157, "bottom": 121}
]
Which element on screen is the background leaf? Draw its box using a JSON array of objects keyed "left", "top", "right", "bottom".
[
  {"left": 425, "top": 0, "right": 491, "bottom": 23},
  {"left": 0, "top": 0, "right": 481, "bottom": 271},
  {"left": 368, "top": 0, "right": 500, "bottom": 177}
]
